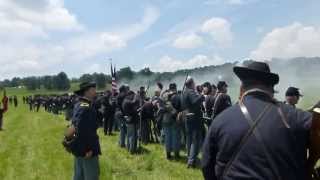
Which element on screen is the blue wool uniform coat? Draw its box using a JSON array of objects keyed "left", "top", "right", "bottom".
[
  {"left": 72, "top": 97, "right": 101, "bottom": 157},
  {"left": 202, "top": 92, "right": 312, "bottom": 180}
]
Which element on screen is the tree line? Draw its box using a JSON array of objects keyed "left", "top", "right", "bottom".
[
  {"left": 0, "top": 64, "right": 235, "bottom": 91},
  {"left": 0, "top": 72, "right": 112, "bottom": 91}
]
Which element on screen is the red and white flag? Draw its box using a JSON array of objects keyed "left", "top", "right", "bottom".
[{"left": 110, "top": 63, "right": 117, "bottom": 94}]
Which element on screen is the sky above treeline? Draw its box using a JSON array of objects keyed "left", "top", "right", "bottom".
[{"left": 0, "top": 0, "right": 320, "bottom": 79}]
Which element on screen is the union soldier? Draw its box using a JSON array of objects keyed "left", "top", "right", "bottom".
[
  {"left": 117, "top": 85, "right": 129, "bottom": 148},
  {"left": 9, "top": 96, "right": 12, "bottom": 105},
  {"left": 202, "top": 61, "right": 318, "bottom": 180},
  {"left": 285, "top": 87, "right": 303, "bottom": 107},
  {"left": 137, "top": 86, "right": 150, "bottom": 144},
  {"left": 13, "top": 95, "right": 18, "bottom": 108},
  {"left": 0, "top": 91, "right": 8, "bottom": 131},
  {"left": 203, "top": 82, "right": 215, "bottom": 126},
  {"left": 160, "top": 83, "right": 181, "bottom": 160},
  {"left": 0, "top": 103, "right": 6, "bottom": 131},
  {"left": 211, "top": 81, "right": 232, "bottom": 120},
  {"left": 72, "top": 82, "right": 101, "bottom": 180},
  {"left": 122, "top": 90, "right": 139, "bottom": 154},
  {"left": 99, "top": 90, "right": 116, "bottom": 136},
  {"left": 181, "top": 77, "right": 205, "bottom": 168}
]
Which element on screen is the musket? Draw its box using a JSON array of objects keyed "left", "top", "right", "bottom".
[
  {"left": 145, "top": 81, "right": 151, "bottom": 97},
  {"left": 182, "top": 72, "right": 189, "bottom": 93}
]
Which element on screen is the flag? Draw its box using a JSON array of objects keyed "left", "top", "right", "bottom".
[{"left": 111, "top": 63, "right": 117, "bottom": 94}]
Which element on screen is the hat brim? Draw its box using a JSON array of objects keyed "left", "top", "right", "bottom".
[
  {"left": 74, "top": 82, "right": 97, "bottom": 96},
  {"left": 233, "top": 66, "right": 279, "bottom": 85},
  {"left": 74, "top": 89, "right": 84, "bottom": 96}
]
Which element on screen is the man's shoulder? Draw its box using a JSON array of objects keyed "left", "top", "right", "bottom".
[
  {"left": 74, "top": 100, "right": 90, "bottom": 109},
  {"left": 279, "top": 102, "right": 311, "bottom": 116},
  {"left": 217, "top": 93, "right": 231, "bottom": 100},
  {"left": 213, "top": 104, "right": 241, "bottom": 124}
]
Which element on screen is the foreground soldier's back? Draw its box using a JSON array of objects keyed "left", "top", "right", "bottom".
[
  {"left": 202, "top": 61, "right": 317, "bottom": 180},
  {"left": 202, "top": 94, "right": 311, "bottom": 179}
]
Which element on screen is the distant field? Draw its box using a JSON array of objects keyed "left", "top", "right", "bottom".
[{"left": 0, "top": 88, "right": 202, "bottom": 180}]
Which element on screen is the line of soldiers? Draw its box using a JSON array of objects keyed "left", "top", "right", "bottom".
[
  {"left": 8, "top": 95, "right": 18, "bottom": 108},
  {"left": 39, "top": 61, "right": 320, "bottom": 179},
  {"left": 23, "top": 94, "right": 76, "bottom": 116}
]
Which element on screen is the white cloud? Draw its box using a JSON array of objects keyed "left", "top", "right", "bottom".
[
  {"left": 172, "top": 33, "right": 204, "bottom": 49},
  {"left": 119, "top": 6, "right": 159, "bottom": 40},
  {"left": 250, "top": 22, "right": 320, "bottom": 60},
  {"left": 0, "top": 4, "right": 160, "bottom": 79},
  {"left": 84, "top": 64, "right": 104, "bottom": 74},
  {"left": 149, "top": 54, "right": 224, "bottom": 72},
  {"left": 0, "top": 0, "right": 83, "bottom": 37},
  {"left": 201, "top": 17, "right": 233, "bottom": 48},
  {"left": 148, "top": 17, "right": 233, "bottom": 50}
]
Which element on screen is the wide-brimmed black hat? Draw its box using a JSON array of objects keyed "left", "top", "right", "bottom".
[
  {"left": 233, "top": 61, "right": 279, "bottom": 86},
  {"left": 169, "top": 83, "right": 177, "bottom": 90},
  {"left": 217, "top": 81, "right": 228, "bottom": 90},
  {"left": 285, "top": 87, "right": 303, "bottom": 97},
  {"left": 74, "top": 82, "right": 96, "bottom": 96}
]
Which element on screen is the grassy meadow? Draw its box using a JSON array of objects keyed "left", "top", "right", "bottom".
[
  {"left": 0, "top": 84, "right": 318, "bottom": 180},
  {"left": 0, "top": 87, "right": 203, "bottom": 180}
]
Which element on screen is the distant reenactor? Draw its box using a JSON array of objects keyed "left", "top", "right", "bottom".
[
  {"left": 117, "top": 85, "right": 129, "bottom": 148},
  {"left": 285, "top": 86, "right": 303, "bottom": 107},
  {"left": 100, "top": 90, "right": 116, "bottom": 136},
  {"left": 181, "top": 77, "right": 205, "bottom": 168},
  {"left": 35, "top": 97, "right": 41, "bottom": 112},
  {"left": 122, "top": 90, "right": 139, "bottom": 154},
  {"left": 0, "top": 91, "right": 8, "bottom": 131},
  {"left": 202, "top": 61, "right": 319, "bottom": 180},
  {"left": 13, "top": 95, "right": 18, "bottom": 108},
  {"left": 27, "top": 96, "right": 33, "bottom": 111},
  {"left": 138, "top": 86, "right": 153, "bottom": 144},
  {"left": 9, "top": 96, "right": 13, "bottom": 105},
  {"left": 140, "top": 100, "right": 154, "bottom": 144},
  {"left": 211, "top": 81, "right": 232, "bottom": 120},
  {"left": 202, "top": 82, "right": 215, "bottom": 126},
  {"left": 160, "top": 83, "right": 181, "bottom": 160},
  {"left": 71, "top": 82, "right": 101, "bottom": 180}
]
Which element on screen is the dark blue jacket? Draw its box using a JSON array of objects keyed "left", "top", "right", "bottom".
[
  {"left": 202, "top": 92, "right": 312, "bottom": 180},
  {"left": 181, "top": 87, "right": 204, "bottom": 127},
  {"left": 72, "top": 97, "right": 101, "bottom": 157}
]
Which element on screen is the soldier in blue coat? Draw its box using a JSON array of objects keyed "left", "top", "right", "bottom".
[
  {"left": 202, "top": 61, "right": 319, "bottom": 180},
  {"left": 72, "top": 82, "right": 101, "bottom": 180},
  {"left": 285, "top": 86, "right": 303, "bottom": 107},
  {"left": 181, "top": 77, "right": 205, "bottom": 168}
]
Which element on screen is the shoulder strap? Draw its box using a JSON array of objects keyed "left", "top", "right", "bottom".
[
  {"left": 277, "top": 105, "right": 290, "bottom": 129},
  {"left": 239, "top": 102, "right": 282, "bottom": 180},
  {"left": 222, "top": 102, "right": 273, "bottom": 179},
  {"left": 212, "top": 93, "right": 222, "bottom": 114}
]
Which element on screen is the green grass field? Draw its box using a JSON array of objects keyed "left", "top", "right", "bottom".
[
  {"left": 0, "top": 88, "right": 203, "bottom": 180},
  {"left": 0, "top": 85, "right": 318, "bottom": 180}
]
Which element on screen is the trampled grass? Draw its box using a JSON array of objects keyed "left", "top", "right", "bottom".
[{"left": 0, "top": 89, "right": 203, "bottom": 180}]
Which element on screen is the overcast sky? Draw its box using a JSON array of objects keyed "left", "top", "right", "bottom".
[{"left": 1, "top": 0, "right": 320, "bottom": 79}]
